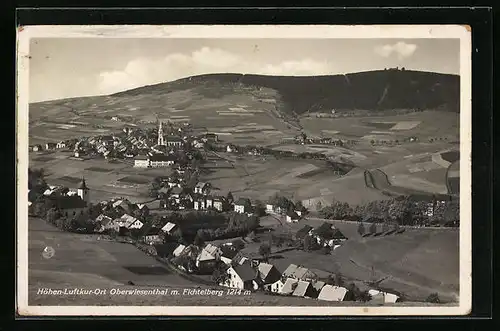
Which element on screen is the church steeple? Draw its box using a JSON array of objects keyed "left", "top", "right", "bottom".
[
  {"left": 77, "top": 177, "right": 89, "bottom": 203},
  {"left": 157, "top": 120, "right": 165, "bottom": 146}
]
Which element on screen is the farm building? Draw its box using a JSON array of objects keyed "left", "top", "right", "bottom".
[
  {"left": 257, "top": 262, "right": 281, "bottom": 285},
  {"left": 134, "top": 154, "right": 150, "bottom": 168},
  {"left": 56, "top": 141, "right": 66, "bottom": 149},
  {"left": 32, "top": 144, "right": 43, "bottom": 152},
  {"left": 282, "top": 264, "right": 317, "bottom": 281},
  {"left": 318, "top": 285, "right": 348, "bottom": 302},
  {"left": 286, "top": 210, "right": 301, "bottom": 223},
  {"left": 292, "top": 280, "right": 316, "bottom": 298},
  {"left": 161, "top": 222, "right": 180, "bottom": 236},
  {"left": 279, "top": 278, "right": 299, "bottom": 295},
  {"left": 294, "top": 225, "right": 313, "bottom": 241},
  {"left": 310, "top": 223, "right": 347, "bottom": 247},
  {"left": 196, "top": 244, "right": 223, "bottom": 272},
  {"left": 143, "top": 228, "right": 164, "bottom": 245},
  {"left": 172, "top": 244, "right": 187, "bottom": 257},
  {"left": 220, "top": 245, "right": 240, "bottom": 265},
  {"left": 149, "top": 154, "right": 177, "bottom": 168},
  {"left": 45, "top": 142, "right": 57, "bottom": 150},
  {"left": 220, "top": 263, "right": 259, "bottom": 291},
  {"left": 368, "top": 289, "right": 401, "bottom": 304}
]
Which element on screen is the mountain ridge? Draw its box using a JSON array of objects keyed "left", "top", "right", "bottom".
[{"left": 110, "top": 70, "right": 460, "bottom": 115}]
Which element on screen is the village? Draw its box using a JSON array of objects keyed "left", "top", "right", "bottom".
[{"left": 28, "top": 117, "right": 460, "bottom": 305}]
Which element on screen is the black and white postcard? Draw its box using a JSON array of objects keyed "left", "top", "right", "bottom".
[{"left": 16, "top": 25, "right": 471, "bottom": 316}]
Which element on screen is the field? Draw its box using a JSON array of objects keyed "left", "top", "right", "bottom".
[
  {"left": 240, "top": 217, "right": 459, "bottom": 303},
  {"left": 28, "top": 218, "right": 444, "bottom": 307},
  {"left": 28, "top": 151, "right": 168, "bottom": 203}
]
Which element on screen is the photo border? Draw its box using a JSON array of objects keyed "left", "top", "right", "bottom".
[{"left": 11, "top": 6, "right": 492, "bottom": 320}]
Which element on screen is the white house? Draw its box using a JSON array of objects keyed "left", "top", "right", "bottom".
[
  {"left": 220, "top": 263, "right": 259, "bottom": 290},
  {"left": 56, "top": 141, "right": 66, "bottom": 149},
  {"left": 286, "top": 210, "right": 301, "bottom": 223},
  {"left": 134, "top": 154, "right": 150, "bottom": 168},
  {"left": 32, "top": 144, "right": 43, "bottom": 152},
  {"left": 173, "top": 244, "right": 186, "bottom": 257},
  {"left": 193, "top": 198, "right": 207, "bottom": 211},
  {"left": 318, "top": 285, "right": 348, "bottom": 302},
  {"left": 266, "top": 279, "right": 286, "bottom": 293},
  {"left": 368, "top": 289, "right": 400, "bottom": 304},
  {"left": 194, "top": 182, "right": 211, "bottom": 195},
  {"left": 212, "top": 196, "right": 226, "bottom": 212},
  {"left": 234, "top": 198, "right": 252, "bottom": 214},
  {"left": 161, "top": 222, "right": 178, "bottom": 235},
  {"left": 143, "top": 228, "right": 163, "bottom": 245},
  {"left": 150, "top": 154, "right": 176, "bottom": 168},
  {"left": 165, "top": 136, "right": 184, "bottom": 148},
  {"left": 266, "top": 204, "right": 275, "bottom": 214}
]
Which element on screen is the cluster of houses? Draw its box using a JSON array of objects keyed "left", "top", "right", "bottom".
[
  {"left": 30, "top": 119, "right": 221, "bottom": 165},
  {"left": 168, "top": 240, "right": 399, "bottom": 304}
]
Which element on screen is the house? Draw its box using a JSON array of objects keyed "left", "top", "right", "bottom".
[
  {"left": 143, "top": 228, "right": 163, "bottom": 245},
  {"left": 134, "top": 154, "right": 150, "bottom": 168},
  {"left": 157, "top": 187, "right": 170, "bottom": 198},
  {"left": 194, "top": 182, "right": 211, "bottom": 195},
  {"left": 95, "top": 214, "right": 112, "bottom": 228},
  {"left": 257, "top": 262, "right": 281, "bottom": 285},
  {"left": 318, "top": 285, "right": 348, "bottom": 302},
  {"left": 74, "top": 150, "right": 85, "bottom": 158},
  {"left": 113, "top": 199, "right": 132, "bottom": 214},
  {"left": 56, "top": 141, "right": 66, "bottom": 149},
  {"left": 47, "top": 195, "right": 87, "bottom": 217},
  {"left": 311, "top": 223, "right": 347, "bottom": 247},
  {"left": 266, "top": 278, "right": 286, "bottom": 293},
  {"left": 193, "top": 197, "right": 207, "bottom": 211},
  {"left": 220, "top": 245, "right": 240, "bottom": 265},
  {"left": 170, "top": 187, "right": 183, "bottom": 203},
  {"left": 220, "top": 263, "right": 259, "bottom": 290},
  {"left": 116, "top": 214, "right": 143, "bottom": 230},
  {"left": 226, "top": 144, "right": 237, "bottom": 153},
  {"left": 292, "top": 280, "right": 315, "bottom": 298},
  {"left": 206, "top": 196, "right": 214, "bottom": 209},
  {"left": 196, "top": 244, "right": 222, "bottom": 272},
  {"left": 203, "top": 133, "right": 218, "bottom": 143},
  {"left": 165, "top": 136, "right": 184, "bottom": 148},
  {"left": 173, "top": 244, "right": 187, "bottom": 257},
  {"left": 368, "top": 289, "right": 400, "bottom": 304},
  {"left": 294, "top": 225, "right": 313, "bottom": 241},
  {"left": 286, "top": 210, "right": 301, "bottom": 223},
  {"left": 100, "top": 136, "right": 114, "bottom": 146},
  {"left": 212, "top": 196, "right": 226, "bottom": 212},
  {"left": 282, "top": 264, "right": 317, "bottom": 281},
  {"left": 150, "top": 154, "right": 177, "bottom": 168},
  {"left": 45, "top": 142, "right": 57, "bottom": 150},
  {"left": 234, "top": 198, "right": 252, "bottom": 214},
  {"left": 279, "top": 278, "right": 299, "bottom": 295},
  {"left": 236, "top": 256, "right": 249, "bottom": 265},
  {"left": 265, "top": 204, "right": 275, "bottom": 213},
  {"left": 161, "top": 222, "right": 180, "bottom": 236},
  {"left": 311, "top": 280, "right": 326, "bottom": 298},
  {"left": 295, "top": 206, "right": 307, "bottom": 216},
  {"left": 32, "top": 144, "right": 43, "bottom": 152}
]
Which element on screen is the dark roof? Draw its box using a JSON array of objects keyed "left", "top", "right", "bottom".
[
  {"left": 135, "top": 154, "right": 149, "bottom": 160},
  {"left": 235, "top": 198, "right": 252, "bottom": 206},
  {"left": 171, "top": 187, "right": 183, "bottom": 195},
  {"left": 220, "top": 245, "right": 239, "bottom": 259},
  {"left": 150, "top": 154, "right": 177, "bottom": 162},
  {"left": 144, "top": 227, "right": 162, "bottom": 236},
  {"left": 287, "top": 210, "right": 300, "bottom": 219},
  {"left": 296, "top": 225, "right": 313, "bottom": 239},
  {"left": 165, "top": 136, "right": 183, "bottom": 142},
  {"left": 49, "top": 196, "right": 86, "bottom": 210},
  {"left": 233, "top": 263, "right": 258, "bottom": 282},
  {"left": 313, "top": 223, "right": 347, "bottom": 240}
]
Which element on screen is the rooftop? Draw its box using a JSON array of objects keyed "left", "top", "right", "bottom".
[{"left": 233, "top": 263, "right": 258, "bottom": 282}]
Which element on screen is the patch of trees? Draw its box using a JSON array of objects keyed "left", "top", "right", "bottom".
[
  {"left": 193, "top": 212, "right": 260, "bottom": 243},
  {"left": 319, "top": 195, "right": 460, "bottom": 228}
]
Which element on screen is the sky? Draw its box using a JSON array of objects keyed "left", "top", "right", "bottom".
[{"left": 29, "top": 38, "right": 460, "bottom": 103}]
